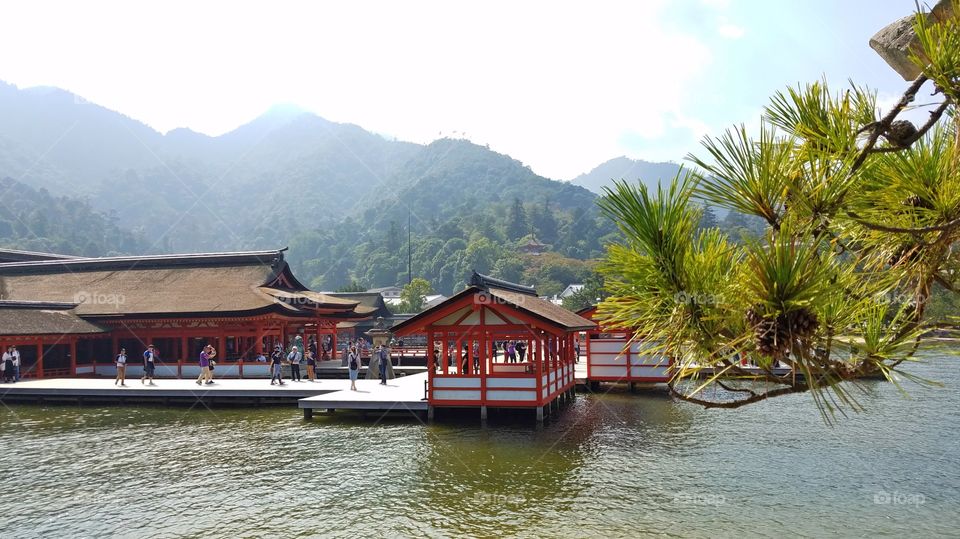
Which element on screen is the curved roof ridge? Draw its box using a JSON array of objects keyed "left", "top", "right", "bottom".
[
  {"left": 0, "top": 300, "right": 80, "bottom": 310},
  {"left": 0, "top": 248, "right": 287, "bottom": 274},
  {"left": 469, "top": 271, "right": 537, "bottom": 296}
]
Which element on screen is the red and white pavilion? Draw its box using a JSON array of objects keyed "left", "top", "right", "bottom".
[
  {"left": 391, "top": 272, "right": 595, "bottom": 422},
  {"left": 577, "top": 306, "right": 672, "bottom": 387}
]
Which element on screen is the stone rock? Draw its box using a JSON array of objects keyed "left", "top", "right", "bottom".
[{"left": 869, "top": 0, "right": 954, "bottom": 81}]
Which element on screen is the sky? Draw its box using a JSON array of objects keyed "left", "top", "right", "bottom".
[{"left": 0, "top": 0, "right": 925, "bottom": 180}]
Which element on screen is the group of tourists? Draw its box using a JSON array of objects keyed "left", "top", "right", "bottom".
[
  {"left": 105, "top": 335, "right": 397, "bottom": 388},
  {"left": 432, "top": 338, "right": 582, "bottom": 374},
  {"left": 267, "top": 343, "right": 320, "bottom": 385},
  {"left": 113, "top": 342, "right": 213, "bottom": 386},
  {"left": 1, "top": 346, "right": 20, "bottom": 383},
  {"left": 343, "top": 342, "right": 390, "bottom": 391},
  {"left": 114, "top": 343, "right": 160, "bottom": 386}
]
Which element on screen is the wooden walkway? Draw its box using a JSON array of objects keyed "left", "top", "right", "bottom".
[
  {"left": 0, "top": 377, "right": 348, "bottom": 405},
  {"left": 299, "top": 372, "right": 428, "bottom": 418}
]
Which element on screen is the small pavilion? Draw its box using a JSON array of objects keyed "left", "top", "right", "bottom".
[
  {"left": 391, "top": 272, "right": 595, "bottom": 421},
  {"left": 576, "top": 306, "right": 672, "bottom": 387}
]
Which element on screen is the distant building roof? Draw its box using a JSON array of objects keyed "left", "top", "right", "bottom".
[
  {"left": 559, "top": 284, "right": 584, "bottom": 298},
  {"left": 367, "top": 286, "right": 403, "bottom": 298},
  {"left": 329, "top": 292, "right": 393, "bottom": 328},
  {"left": 518, "top": 236, "right": 547, "bottom": 255},
  {"left": 423, "top": 294, "right": 447, "bottom": 310},
  {"left": 0, "top": 249, "right": 362, "bottom": 319}
]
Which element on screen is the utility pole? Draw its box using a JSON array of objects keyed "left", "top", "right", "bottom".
[{"left": 407, "top": 212, "right": 412, "bottom": 285}]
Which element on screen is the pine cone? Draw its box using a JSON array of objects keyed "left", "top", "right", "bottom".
[{"left": 885, "top": 120, "right": 918, "bottom": 146}]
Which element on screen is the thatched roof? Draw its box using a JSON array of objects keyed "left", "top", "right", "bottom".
[
  {"left": 0, "top": 250, "right": 361, "bottom": 319},
  {"left": 0, "top": 301, "right": 107, "bottom": 335},
  {"left": 328, "top": 292, "right": 391, "bottom": 317}
]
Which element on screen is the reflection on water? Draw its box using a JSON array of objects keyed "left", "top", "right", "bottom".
[{"left": 0, "top": 354, "right": 958, "bottom": 538}]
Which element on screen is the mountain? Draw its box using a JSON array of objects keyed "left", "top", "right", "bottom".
[
  {"left": 0, "top": 81, "right": 162, "bottom": 193},
  {"left": 0, "top": 81, "right": 608, "bottom": 295},
  {"left": 0, "top": 176, "right": 144, "bottom": 256},
  {"left": 570, "top": 156, "right": 683, "bottom": 194}
]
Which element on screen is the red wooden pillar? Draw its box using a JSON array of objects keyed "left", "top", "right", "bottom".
[
  {"left": 111, "top": 333, "right": 119, "bottom": 369},
  {"left": 534, "top": 332, "right": 542, "bottom": 404},
  {"left": 441, "top": 334, "right": 448, "bottom": 374},
  {"left": 331, "top": 327, "right": 338, "bottom": 363},
  {"left": 586, "top": 330, "right": 592, "bottom": 381},
  {"left": 36, "top": 338, "right": 44, "bottom": 379},
  {"left": 479, "top": 309, "right": 487, "bottom": 404},
  {"left": 625, "top": 332, "right": 632, "bottom": 381},
  {"left": 181, "top": 335, "right": 188, "bottom": 378},
  {"left": 427, "top": 330, "right": 435, "bottom": 401},
  {"left": 69, "top": 337, "right": 77, "bottom": 376}
]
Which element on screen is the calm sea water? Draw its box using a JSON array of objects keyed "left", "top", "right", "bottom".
[{"left": 0, "top": 353, "right": 958, "bottom": 538}]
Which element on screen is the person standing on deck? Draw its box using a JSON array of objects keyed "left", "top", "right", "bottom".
[
  {"left": 2, "top": 346, "right": 16, "bottom": 383},
  {"left": 340, "top": 339, "right": 350, "bottom": 367},
  {"left": 305, "top": 350, "right": 316, "bottom": 382},
  {"left": 377, "top": 345, "right": 388, "bottom": 385},
  {"left": 288, "top": 346, "right": 303, "bottom": 382},
  {"left": 348, "top": 345, "right": 360, "bottom": 391},
  {"left": 322, "top": 334, "right": 332, "bottom": 361},
  {"left": 472, "top": 341, "right": 480, "bottom": 374},
  {"left": 460, "top": 343, "right": 470, "bottom": 374},
  {"left": 9, "top": 345, "right": 20, "bottom": 382},
  {"left": 290, "top": 335, "right": 304, "bottom": 359},
  {"left": 516, "top": 340, "right": 527, "bottom": 363},
  {"left": 196, "top": 344, "right": 216, "bottom": 385},
  {"left": 115, "top": 348, "right": 127, "bottom": 386},
  {"left": 574, "top": 338, "right": 581, "bottom": 363},
  {"left": 507, "top": 341, "right": 517, "bottom": 363},
  {"left": 142, "top": 344, "right": 157, "bottom": 385},
  {"left": 270, "top": 344, "right": 285, "bottom": 385}
]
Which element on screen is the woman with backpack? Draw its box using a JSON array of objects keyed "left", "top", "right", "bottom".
[
  {"left": 348, "top": 345, "right": 360, "bottom": 391},
  {"left": 115, "top": 347, "right": 127, "bottom": 386},
  {"left": 305, "top": 349, "right": 317, "bottom": 382},
  {"left": 270, "top": 344, "right": 285, "bottom": 386}
]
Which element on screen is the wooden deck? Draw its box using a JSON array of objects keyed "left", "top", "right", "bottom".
[
  {"left": 0, "top": 377, "right": 347, "bottom": 405},
  {"left": 299, "top": 372, "right": 429, "bottom": 417}
]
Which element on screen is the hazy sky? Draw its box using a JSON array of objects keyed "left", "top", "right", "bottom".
[{"left": 0, "top": 0, "right": 921, "bottom": 179}]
